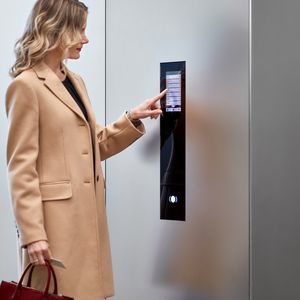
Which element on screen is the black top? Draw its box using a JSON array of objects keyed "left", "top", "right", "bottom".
[{"left": 62, "top": 76, "right": 88, "bottom": 121}]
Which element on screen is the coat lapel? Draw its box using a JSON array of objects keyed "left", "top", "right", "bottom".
[
  {"left": 64, "top": 67, "right": 98, "bottom": 178},
  {"left": 32, "top": 61, "right": 97, "bottom": 151},
  {"left": 65, "top": 67, "right": 97, "bottom": 151},
  {"left": 65, "top": 67, "right": 97, "bottom": 133},
  {"left": 32, "top": 61, "right": 86, "bottom": 122}
]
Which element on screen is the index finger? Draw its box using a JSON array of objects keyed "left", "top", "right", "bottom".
[{"left": 150, "top": 89, "right": 167, "bottom": 104}]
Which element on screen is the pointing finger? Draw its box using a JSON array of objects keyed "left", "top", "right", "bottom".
[
  {"left": 148, "top": 108, "right": 162, "bottom": 117},
  {"left": 150, "top": 89, "right": 167, "bottom": 104}
]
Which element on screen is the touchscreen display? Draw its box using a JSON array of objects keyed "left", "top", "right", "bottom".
[{"left": 166, "top": 71, "right": 182, "bottom": 112}]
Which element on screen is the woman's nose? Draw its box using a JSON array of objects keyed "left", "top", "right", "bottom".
[{"left": 82, "top": 34, "right": 89, "bottom": 44}]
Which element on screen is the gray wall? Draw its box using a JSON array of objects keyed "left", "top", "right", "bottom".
[
  {"left": 3, "top": 1, "right": 300, "bottom": 299},
  {"left": 0, "top": 0, "right": 37, "bottom": 280},
  {"left": 106, "top": 0, "right": 249, "bottom": 299},
  {"left": 252, "top": 0, "right": 300, "bottom": 299},
  {"left": 0, "top": 0, "right": 106, "bottom": 280}
]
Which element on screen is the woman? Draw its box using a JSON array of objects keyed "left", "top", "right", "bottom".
[{"left": 6, "top": 0, "right": 166, "bottom": 299}]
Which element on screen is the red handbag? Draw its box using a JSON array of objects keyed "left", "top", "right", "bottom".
[{"left": 0, "top": 260, "right": 73, "bottom": 299}]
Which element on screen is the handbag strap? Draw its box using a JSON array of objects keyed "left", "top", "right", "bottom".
[
  {"left": 26, "top": 260, "right": 58, "bottom": 294},
  {"left": 11, "top": 260, "right": 56, "bottom": 299}
]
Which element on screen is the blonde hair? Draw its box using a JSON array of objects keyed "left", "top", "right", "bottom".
[{"left": 10, "top": 0, "right": 88, "bottom": 78}]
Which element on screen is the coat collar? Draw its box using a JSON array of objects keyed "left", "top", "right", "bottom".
[{"left": 32, "top": 61, "right": 95, "bottom": 127}]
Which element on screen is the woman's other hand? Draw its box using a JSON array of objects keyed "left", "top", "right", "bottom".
[
  {"left": 27, "top": 240, "right": 53, "bottom": 265},
  {"left": 129, "top": 89, "right": 167, "bottom": 121}
]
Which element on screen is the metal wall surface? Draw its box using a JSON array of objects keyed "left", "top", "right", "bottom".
[
  {"left": 105, "top": 1, "right": 249, "bottom": 299},
  {"left": 0, "top": 0, "right": 36, "bottom": 280},
  {"left": 252, "top": 0, "right": 300, "bottom": 299}
]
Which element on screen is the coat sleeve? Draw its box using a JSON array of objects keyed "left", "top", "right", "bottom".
[
  {"left": 6, "top": 79, "right": 47, "bottom": 248},
  {"left": 74, "top": 72, "right": 146, "bottom": 161},
  {"left": 96, "top": 113, "right": 145, "bottom": 161}
]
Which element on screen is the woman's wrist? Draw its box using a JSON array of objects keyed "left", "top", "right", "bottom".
[
  {"left": 126, "top": 110, "right": 142, "bottom": 127},
  {"left": 126, "top": 110, "right": 139, "bottom": 121}
]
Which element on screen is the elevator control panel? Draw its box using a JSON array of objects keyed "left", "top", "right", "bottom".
[{"left": 160, "top": 61, "right": 186, "bottom": 221}]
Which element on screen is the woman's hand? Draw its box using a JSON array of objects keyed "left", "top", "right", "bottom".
[
  {"left": 129, "top": 89, "right": 167, "bottom": 121},
  {"left": 27, "top": 240, "right": 53, "bottom": 265}
]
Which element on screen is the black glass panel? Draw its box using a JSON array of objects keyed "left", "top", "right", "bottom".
[{"left": 160, "top": 61, "right": 186, "bottom": 221}]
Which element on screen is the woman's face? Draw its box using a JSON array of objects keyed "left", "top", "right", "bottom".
[{"left": 68, "top": 24, "right": 89, "bottom": 59}]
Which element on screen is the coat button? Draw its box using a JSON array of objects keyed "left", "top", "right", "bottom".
[{"left": 97, "top": 175, "right": 99, "bottom": 182}]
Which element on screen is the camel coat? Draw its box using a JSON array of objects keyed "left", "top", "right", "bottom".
[{"left": 5, "top": 61, "right": 145, "bottom": 299}]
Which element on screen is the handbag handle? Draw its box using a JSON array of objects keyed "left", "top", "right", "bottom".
[
  {"left": 11, "top": 260, "right": 57, "bottom": 300},
  {"left": 26, "top": 260, "right": 58, "bottom": 294}
]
